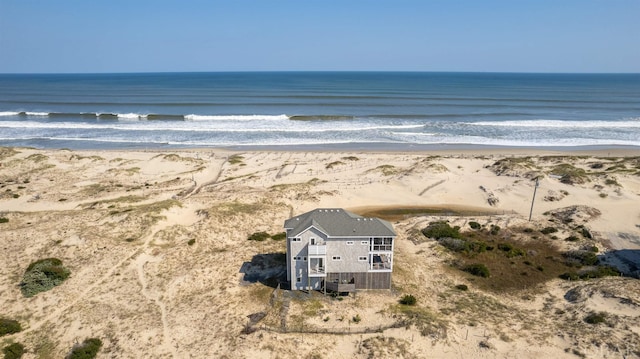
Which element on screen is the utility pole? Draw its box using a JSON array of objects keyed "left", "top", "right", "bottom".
[{"left": 529, "top": 177, "right": 540, "bottom": 221}]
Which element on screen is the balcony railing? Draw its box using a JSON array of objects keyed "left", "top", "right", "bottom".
[
  {"left": 309, "top": 267, "right": 326, "bottom": 275},
  {"left": 308, "top": 244, "right": 326, "bottom": 255}
]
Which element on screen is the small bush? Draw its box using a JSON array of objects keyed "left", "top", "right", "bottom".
[
  {"left": 463, "top": 263, "right": 490, "bottom": 278},
  {"left": 455, "top": 284, "right": 468, "bottom": 291},
  {"left": 0, "top": 218, "right": 8, "bottom": 224},
  {"left": 541, "top": 227, "right": 558, "bottom": 235},
  {"left": 20, "top": 258, "right": 70, "bottom": 297},
  {"left": 565, "top": 235, "right": 579, "bottom": 242},
  {"left": 421, "top": 221, "right": 462, "bottom": 240},
  {"left": 187, "top": 238, "right": 196, "bottom": 246},
  {"left": 584, "top": 312, "right": 606, "bottom": 325},
  {"left": 247, "top": 232, "right": 270, "bottom": 242},
  {"left": 270, "top": 232, "right": 286, "bottom": 241},
  {"left": 2, "top": 342, "right": 25, "bottom": 359},
  {"left": 563, "top": 251, "right": 598, "bottom": 266},
  {"left": 489, "top": 225, "right": 500, "bottom": 235},
  {"left": 468, "top": 221, "right": 481, "bottom": 230},
  {"left": 0, "top": 318, "right": 21, "bottom": 336},
  {"left": 352, "top": 314, "right": 361, "bottom": 323},
  {"left": 399, "top": 294, "right": 417, "bottom": 305},
  {"left": 66, "top": 338, "right": 102, "bottom": 359}
]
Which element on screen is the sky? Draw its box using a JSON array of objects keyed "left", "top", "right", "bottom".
[{"left": 0, "top": 0, "right": 639, "bottom": 73}]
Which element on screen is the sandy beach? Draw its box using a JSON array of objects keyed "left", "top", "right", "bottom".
[{"left": 1, "top": 146, "right": 639, "bottom": 358}]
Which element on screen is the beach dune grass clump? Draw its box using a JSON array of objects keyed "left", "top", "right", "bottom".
[
  {"left": 399, "top": 294, "right": 417, "bottom": 306},
  {"left": 421, "top": 221, "right": 462, "bottom": 240},
  {"left": 2, "top": 342, "right": 25, "bottom": 359},
  {"left": 463, "top": 263, "right": 491, "bottom": 278},
  {"left": 66, "top": 338, "right": 102, "bottom": 359},
  {"left": 20, "top": 258, "right": 70, "bottom": 297},
  {"left": 0, "top": 318, "right": 21, "bottom": 336},
  {"left": 247, "top": 232, "right": 270, "bottom": 241}
]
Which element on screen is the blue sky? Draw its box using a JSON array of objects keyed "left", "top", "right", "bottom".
[{"left": 1, "top": 0, "right": 638, "bottom": 73}]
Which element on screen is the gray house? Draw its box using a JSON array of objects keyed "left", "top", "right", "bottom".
[{"left": 284, "top": 208, "right": 396, "bottom": 292}]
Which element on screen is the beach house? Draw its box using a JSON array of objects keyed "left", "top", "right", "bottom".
[{"left": 284, "top": 208, "right": 396, "bottom": 292}]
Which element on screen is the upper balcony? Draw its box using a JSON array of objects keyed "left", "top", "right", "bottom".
[{"left": 308, "top": 243, "right": 326, "bottom": 255}]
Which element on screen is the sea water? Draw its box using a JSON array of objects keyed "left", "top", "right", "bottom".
[{"left": 0, "top": 72, "right": 638, "bottom": 150}]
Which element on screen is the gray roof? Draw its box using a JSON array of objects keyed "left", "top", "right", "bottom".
[{"left": 284, "top": 208, "right": 396, "bottom": 238}]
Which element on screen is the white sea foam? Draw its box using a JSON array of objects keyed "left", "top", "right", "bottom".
[
  {"left": 470, "top": 119, "right": 640, "bottom": 128},
  {"left": 0, "top": 111, "right": 21, "bottom": 116},
  {"left": 117, "top": 113, "right": 148, "bottom": 120},
  {"left": 184, "top": 114, "right": 289, "bottom": 121},
  {"left": 25, "top": 112, "right": 50, "bottom": 116}
]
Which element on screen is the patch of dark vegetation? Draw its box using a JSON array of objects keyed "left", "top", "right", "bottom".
[
  {"left": 247, "top": 231, "right": 270, "bottom": 241},
  {"left": 435, "top": 226, "right": 581, "bottom": 292},
  {"left": 2, "top": 342, "right": 25, "bottom": 359},
  {"left": 421, "top": 221, "right": 462, "bottom": 240},
  {"left": 66, "top": 338, "right": 102, "bottom": 359},
  {"left": 455, "top": 284, "right": 468, "bottom": 291},
  {"left": 584, "top": 312, "right": 607, "bottom": 325},
  {"left": 341, "top": 156, "right": 359, "bottom": 161},
  {"left": 563, "top": 250, "right": 598, "bottom": 266},
  {"left": 0, "top": 318, "right": 21, "bottom": 336},
  {"left": 356, "top": 206, "right": 497, "bottom": 222},
  {"left": 550, "top": 164, "right": 589, "bottom": 185},
  {"left": 0, "top": 218, "right": 8, "bottom": 224},
  {"left": 227, "top": 154, "right": 244, "bottom": 165},
  {"left": 325, "top": 161, "right": 345, "bottom": 169},
  {"left": 559, "top": 266, "right": 620, "bottom": 281},
  {"left": 187, "top": 238, "right": 196, "bottom": 246},
  {"left": 270, "top": 232, "right": 286, "bottom": 241},
  {"left": 463, "top": 263, "right": 490, "bottom": 278},
  {"left": 541, "top": 227, "right": 558, "bottom": 235},
  {"left": 399, "top": 294, "right": 417, "bottom": 306},
  {"left": 20, "top": 258, "right": 70, "bottom": 297},
  {"left": 468, "top": 221, "right": 481, "bottom": 230}
]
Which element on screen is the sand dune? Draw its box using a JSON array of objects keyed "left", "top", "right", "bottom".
[{"left": 1, "top": 147, "right": 639, "bottom": 358}]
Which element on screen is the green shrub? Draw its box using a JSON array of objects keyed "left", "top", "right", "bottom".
[
  {"left": 352, "top": 314, "right": 361, "bottom": 323},
  {"left": 66, "top": 338, "right": 102, "bottom": 359},
  {"left": 563, "top": 251, "right": 598, "bottom": 266},
  {"left": 0, "top": 218, "right": 8, "bottom": 224},
  {"left": 463, "top": 263, "right": 490, "bottom": 278},
  {"left": 565, "top": 235, "right": 579, "bottom": 242},
  {"left": 20, "top": 258, "right": 70, "bottom": 297},
  {"left": 270, "top": 232, "right": 286, "bottom": 241},
  {"left": 541, "top": 227, "right": 558, "bottom": 235},
  {"left": 187, "top": 238, "right": 196, "bottom": 246},
  {"left": 581, "top": 227, "right": 593, "bottom": 239},
  {"left": 468, "top": 221, "right": 481, "bottom": 230},
  {"left": 455, "top": 284, "right": 468, "bottom": 291},
  {"left": 438, "top": 237, "right": 487, "bottom": 254},
  {"left": 559, "top": 272, "right": 579, "bottom": 280},
  {"left": 247, "top": 232, "right": 270, "bottom": 241},
  {"left": 584, "top": 312, "right": 606, "bottom": 325},
  {"left": 0, "top": 319, "right": 21, "bottom": 336},
  {"left": 2, "top": 342, "right": 25, "bottom": 359},
  {"left": 421, "top": 221, "right": 462, "bottom": 239},
  {"left": 489, "top": 225, "right": 500, "bottom": 235},
  {"left": 399, "top": 294, "right": 417, "bottom": 305}
]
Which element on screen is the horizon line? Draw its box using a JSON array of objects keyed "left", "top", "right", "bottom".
[{"left": 1, "top": 70, "right": 640, "bottom": 76}]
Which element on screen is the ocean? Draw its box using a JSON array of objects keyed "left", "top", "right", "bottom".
[{"left": 0, "top": 72, "right": 639, "bottom": 150}]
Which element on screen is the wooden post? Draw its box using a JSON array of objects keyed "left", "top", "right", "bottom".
[{"left": 529, "top": 178, "right": 539, "bottom": 222}]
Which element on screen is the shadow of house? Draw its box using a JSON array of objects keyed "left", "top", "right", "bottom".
[
  {"left": 598, "top": 249, "right": 640, "bottom": 278},
  {"left": 239, "top": 253, "right": 287, "bottom": 288}
]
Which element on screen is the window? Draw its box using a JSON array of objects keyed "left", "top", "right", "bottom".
[
  {"left": 332, "top": 256, "right": 342, "bottom": 261},
  {"left": 296, "top": 277, "right": 301, "bottom": 283},
  {"left": 346, "top": 241, "right": 354, "bottom": 245},
  {"left": 303, "top": 257, "right": 307, "bottom": 261},
  {"left": 292, "top": 238, "right": 301, "bottom": 242},
  {"left": 358, "top": 256, "right": 367, "bottom": 261},
  {"left": 361, "top": 241, "right": 369, "bottom": 245},
  {"left": 310, "top": 237, "right": 317, "bottom": 245},
  {"left": 294, "top": 256, "right": 301, "bottom": 261},
  {"left": 372, "top": 237, "right": 393, "bottom": 251}
]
